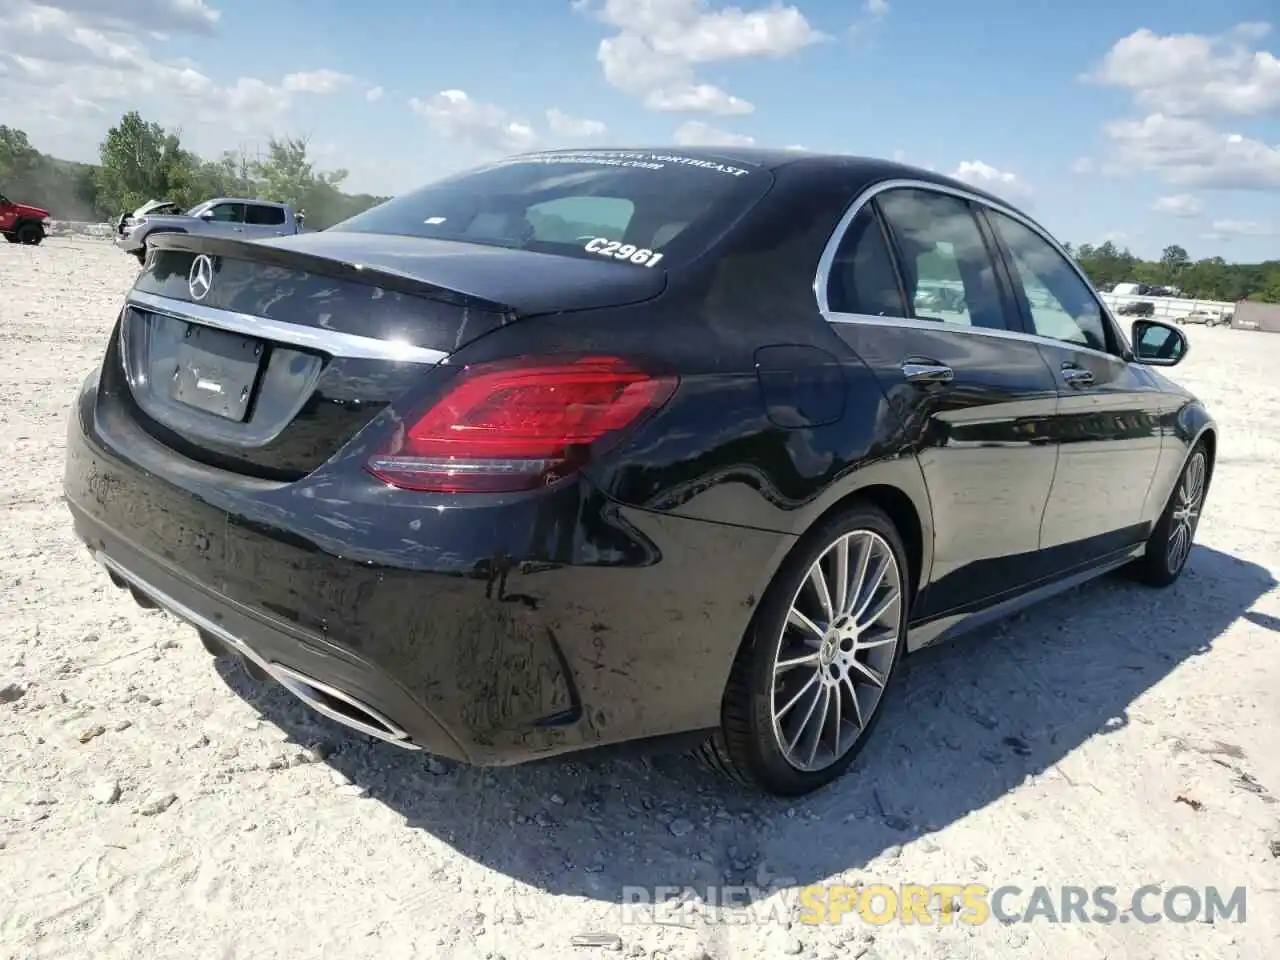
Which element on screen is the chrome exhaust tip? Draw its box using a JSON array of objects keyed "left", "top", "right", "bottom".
[{"left": 268, "top": 664, "right": 419, "bottom": 750}]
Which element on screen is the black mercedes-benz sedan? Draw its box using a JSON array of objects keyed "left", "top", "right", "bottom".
[{"left": 63, "top": 148, "right": 1215, "bottom": 797}]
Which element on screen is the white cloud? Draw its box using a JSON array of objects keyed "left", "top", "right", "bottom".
[
  {"left": 849, "top": 0, "right": 889, "bottom": 41},
  {"left": 673, "top": 120, "right": 755, "bottom": 147},
  {"left": 1090, "top": 23, "right": 1280, "bottom": 192},
  {"left": 365, "top": 85, "right": 384, "bottom": 103},
  {"left": 406, "top": 96, "right": 607, "bottom": 158},
  {"left": 1152, "top": 194, "right": 1203, "bottom": 217},
  {"left": 1096, "top": 230, "right": 1133, "bottom": 246},
  {"left": 0, "top": 0, "right": 354, "bottom": 161},
  {"left": 579, "top": 0, "right": 825, "bottom": 116},
  {"left": 40, "top": 0, "right": 221, "bottom": 35},
  {"left": 409, "top": 89, "right": 538, "bottom": 153},
  {"left": 1103, "top": 113, "right": 1280, "bottom": 189},
  {"left": 1070, "top": 156, "right": 1095, "bottom": 174},
  {"left": 1088, "top": 23, "right": 1280, "bottom": 118},
  {"left": 784, "top": 143, "right": 808, "bottom": 151},
  {"left": 1206, "top": 218, "right": 1274, "bottom": 237},
  {"left": 949, "top": 159, "right": 1034, "bottom": 205},
  {"left": 282, "top": 69, "right": 353, "bottom": 94},
  {"left": 545, "top": 107, "right": 607, "bottom": 139}
]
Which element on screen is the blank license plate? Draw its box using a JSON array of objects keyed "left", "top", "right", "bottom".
[{"left": 169, "top": 325, "right": 263, "bottom": 422}]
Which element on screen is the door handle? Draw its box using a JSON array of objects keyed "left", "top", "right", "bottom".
[
  {"left": 900, "top": 358, "right": 954, "bottom": 384},
  {"left": 1061, "top": 364, "right": 1094, "bottom": 388}
]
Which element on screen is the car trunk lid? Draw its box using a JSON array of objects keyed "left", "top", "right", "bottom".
[{"left": 111, "top": 232, "right": 666, "bottom": 480}]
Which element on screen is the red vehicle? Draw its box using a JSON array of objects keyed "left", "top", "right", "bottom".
[{"left": 0, "top": 191, "right": 50, "bottom": 245}]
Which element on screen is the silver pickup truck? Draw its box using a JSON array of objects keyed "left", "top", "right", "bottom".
[{"left": 115, "top": 197, "right": 305, "bottom": 262}]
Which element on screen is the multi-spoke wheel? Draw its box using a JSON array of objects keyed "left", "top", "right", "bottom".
[
  {"left": 1131, "top": 442, "right": 1210, "bottom": 587},
  {"left": 699, "top": 501, "right": 910, "bottom": 796}
]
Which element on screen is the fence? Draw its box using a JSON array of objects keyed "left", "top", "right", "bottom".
[
  {"left": 920, "top": 280, "right": 1236, "bottom": 323},
  {"left": 46, "top": 220, "right": 116, "bottom": 240},
  {"left": 1098, "top": 293, "right": 1235, "bottom": 322}
]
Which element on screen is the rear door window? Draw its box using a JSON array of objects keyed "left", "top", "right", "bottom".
[
  {"left": 330, "top": 150, "right": 774, "bottom": 267},
  {"left": 875, "top": 188, "right": 1015, "bottom": 331},
  {"left": 245, "top": 204, "right": 287, "bottom": 226},
  {"left": 825, "top": 207, "right": 908, "bottom": 317}
]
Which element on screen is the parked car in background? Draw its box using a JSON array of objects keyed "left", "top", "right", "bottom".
[
  {"left": 1177, "top": 310, "right": 1229, "bottom": 327},
  {"left": 64, "top": 148, "right": 1216, "bottom": 798},
  {"left": 116, "top": 199, "right": 183, "bottom": 237},
  {"left": 115, "top": 197, "right": 305, "bottom": 264},
  {"left": 0, "top": 191, "right": 51, "bottom": 245},
  {"left": 1118, "top": 300, "right": 1156, "bottom": 317}
]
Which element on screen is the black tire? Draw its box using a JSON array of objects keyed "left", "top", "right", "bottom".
[
  {"left": 134, "top": 246, "right": 147, "bottom": 266},
  {"left": 16, "top": 222, "right": 43, "bottom": 246},
  {"left": 698, "top": 500, "right": 910, "bottom": 796},
  {"left": 1129, "top": 443, "right": 1210, "bottom": 587},
  {"left": 3, "top": 233, "right": 19, "bottom": 244}
]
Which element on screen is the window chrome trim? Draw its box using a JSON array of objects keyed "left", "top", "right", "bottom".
[
  {"left": 126, "top": 290, "right": 450, "bottom": 365},
  {"left": 813, "top": 177, "right": 1133, "bottom": 360},
  {"left": 823, "top": 311, "right": 1133, "bottom": 366}
]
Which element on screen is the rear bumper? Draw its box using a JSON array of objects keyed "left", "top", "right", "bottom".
[{"left": 63, "top": 373, "right": 795, "bottom": 765}]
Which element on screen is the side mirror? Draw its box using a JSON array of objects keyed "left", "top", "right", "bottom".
[
  {"left": 198, "top": 209, "right": 215, "bottom": 220},
  {"left": 1132, "top": 319, "right": 1188, "bottom": 367}
]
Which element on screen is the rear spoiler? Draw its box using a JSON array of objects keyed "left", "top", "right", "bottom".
[{"left": 146, "top": 233, "right": 518, "bottom": 316}]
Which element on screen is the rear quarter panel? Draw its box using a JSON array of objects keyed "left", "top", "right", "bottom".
[{"left": 462, "top": 161, "right": 938, "bottom": 603}]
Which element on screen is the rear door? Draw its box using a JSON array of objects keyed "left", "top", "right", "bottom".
[
  {"left": 981, "top": 207, "right": 1164, "bottom": 566},
  {"left": 243, "top": 203, "right": 291, "bottom": 238},
  {"left": 822, "top": 185, "right": 1060, "bottom": 620}
]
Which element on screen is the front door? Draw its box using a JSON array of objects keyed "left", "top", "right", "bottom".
[
  {"left": 201, "top": 202, "right": 247, "bottom": 238},
  {"left": 982, "top": 207, "right": 1164, "bottom": 566},
  {"left": 822, "top": 187, "right": 1061, "bottom": 621}
]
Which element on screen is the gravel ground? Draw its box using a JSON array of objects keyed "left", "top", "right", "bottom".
[{"left": 2, "top": 239, "right": 1278, "bottom": 960}]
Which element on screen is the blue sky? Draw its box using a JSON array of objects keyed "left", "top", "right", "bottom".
[{"left": 2, "top": 0, "right": 1278, "bottom": 261}]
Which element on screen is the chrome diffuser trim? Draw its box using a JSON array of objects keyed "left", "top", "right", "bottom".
[{"left": 93, "top": 551, "right": 420, "bottom": 750}]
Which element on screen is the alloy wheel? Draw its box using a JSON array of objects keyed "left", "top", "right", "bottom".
[
  {"left": 1167, "top": 451, "right": 1206, "bottom": 573},
  {"left": 770, "top": 530, "right": 903, "bottom": 773}
]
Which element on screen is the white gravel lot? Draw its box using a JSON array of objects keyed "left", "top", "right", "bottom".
[{"left": 2, "top": 239, "right": 1278, "bottom": 960}]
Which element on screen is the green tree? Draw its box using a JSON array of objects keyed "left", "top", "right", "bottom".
[
  {"left": 1159, "top": 244, "right": 1190, "bottom": 277},
  {"left": 251, "top": 135, "right": 366, "bottom": 228},
  {"left": 0, "top": 126, "right": 41, "bottom": 183},
  {"left": 94, "top": 111, "right": 199, "bottom": 217}
]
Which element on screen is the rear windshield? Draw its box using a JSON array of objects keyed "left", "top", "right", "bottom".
[{"left": 329, "top": 151, "right": 773, "bottom": 268}]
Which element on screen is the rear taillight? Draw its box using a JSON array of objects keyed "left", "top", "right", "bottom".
[{"left": 366, "top": 355, "right": 677, "bottom": 493}]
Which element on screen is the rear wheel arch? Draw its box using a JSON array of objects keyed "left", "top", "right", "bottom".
[
  {"left": 809, "top": 483, "right": 924, "bottom": 607},
  {"left": 702, "top": 492, "right": 916, "bottom": 793},
  {"left": 723, "top": 475, "right": 929, "bottom": 708},
  {"left": 782, "top": 460, "right": 933, "bottom": 608}
]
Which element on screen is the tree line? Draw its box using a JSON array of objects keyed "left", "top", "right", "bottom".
[
  {"left": 1, "top": 112, "right": 387, "bottom": 231},
  {"left": 1064, "top": 241, "right": 1279, "bottom": 305},
  {"left": 3, "top": 111, "right": 1278, "bottom": 302}
]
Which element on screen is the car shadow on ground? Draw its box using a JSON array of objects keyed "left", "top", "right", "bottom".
[{"left": 214, "top": 544, "right": 1273, "bottom": 905}]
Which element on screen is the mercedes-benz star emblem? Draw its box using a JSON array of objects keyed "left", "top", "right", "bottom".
[{"left": 188, "top": 254, "right": 214, "bottom": 301}]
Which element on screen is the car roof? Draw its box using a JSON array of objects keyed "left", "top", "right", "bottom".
[
  {"left": 519, "top": 146, "right": 1023, "bottom": 213},
  {"left": 205, "top": 197, "right": 287, "bottom": 206}
]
